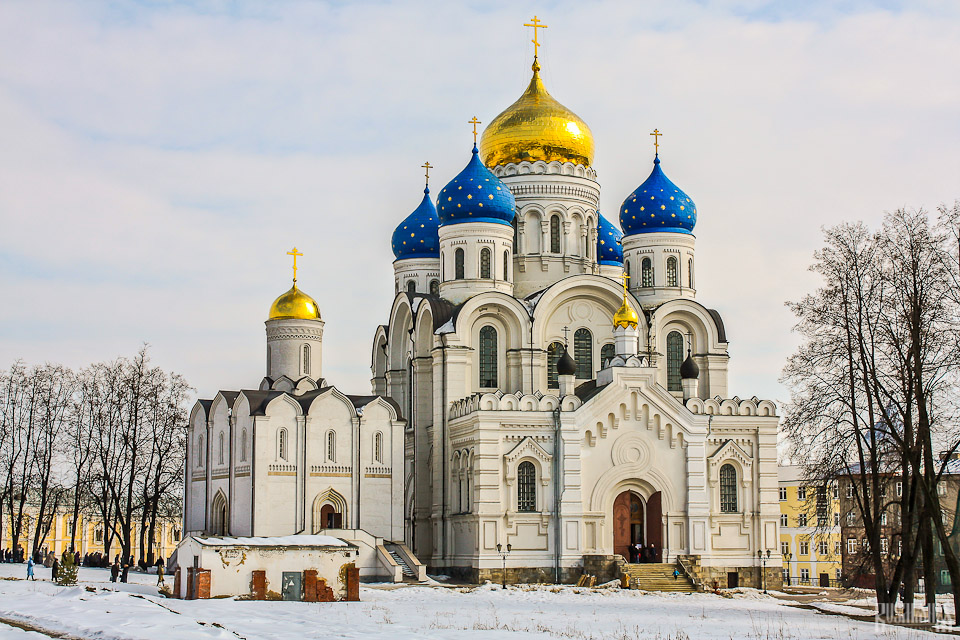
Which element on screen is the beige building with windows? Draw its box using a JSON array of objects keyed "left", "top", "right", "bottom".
[{"left": 778, "top": 465, "right": 841, "bottom": 586}]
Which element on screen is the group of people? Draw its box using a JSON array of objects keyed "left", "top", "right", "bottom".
[
  {"left": 19, "top": 548, "right": 167, "bottom": 586},
  {"left": 628, "top": 541, "right": 660, "bottom": 563},
  {"left": 1, "top": 547, "right": 24, "bottom": 563}
]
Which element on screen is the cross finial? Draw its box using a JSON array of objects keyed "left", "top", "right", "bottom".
[
  {"left": 468, "top": 116, "right": 481, "bottom": 145},
  {"left": 524, "top": 16, "right": 548, "bottom": 60},
  {"left": 650, "top": 128, "right": 663, "bottom": 156},
  {"left": 422, "top": 161, "right": 433, "bottom": 187},
  {"left": 620, "top": 271, "right": 630, "bottom": 294},
  {"left": 562, "top": 325, "right": 570, "bottom": 346},
  {"left": 286, "top": 247, "right": 303, "bottom": 285}
]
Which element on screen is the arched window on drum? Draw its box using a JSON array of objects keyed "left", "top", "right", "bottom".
[
  {"left": 574, "top": 328, "right": 593, "bottom": 379},
  {"left": 641, "top": 258, "right": 654, "bottom": 287},
  {"left": 666, "top": 256, "right": 678, "bottom": 287},
  {"left": 478, "top": 326, "right": 498, "bottom": 388}
]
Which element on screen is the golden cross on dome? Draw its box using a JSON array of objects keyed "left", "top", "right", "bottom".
[
  {"left": 468, "top": 116, "right": 481, "bottom": 145},
  {"left": 422, "top": 161, "right": 433, "bottom": 186},
  {"left": 524, "top": 16, "right": 548, "bottom": 59},
  {"left": 620, "top": 271, "right": 630, "bottom": 294},
  {"left": 286, "top": 247, "right": 303, "bottom": 284},
  {"left": 650, "top": 128, "right": 663, "bottom": 155}
]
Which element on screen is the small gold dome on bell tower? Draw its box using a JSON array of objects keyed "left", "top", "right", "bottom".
[
  {"left": 267, "top": 247, "right": 322, "bottom": 321},
  {"left": 613, "top": 296, "right": 639, "bottom": 330}
]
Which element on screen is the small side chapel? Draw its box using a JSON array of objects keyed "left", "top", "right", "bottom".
[{"left": 183, "top": 249, "right": 409, "bottom": 577}]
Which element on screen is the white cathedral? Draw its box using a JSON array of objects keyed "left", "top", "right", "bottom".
[{"left": 184, "top": 43, "right": 781, "bottom": 589}]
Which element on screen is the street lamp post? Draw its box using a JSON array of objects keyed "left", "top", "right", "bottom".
[
  {"left": 496, "top": 543, "right": 512, "bottom": 590},
  {"left": 758, "top": 549, "right": 771, "bottom": 594},
  {"left": 782, "top": 552, "right": 792, "bottom": 588}
]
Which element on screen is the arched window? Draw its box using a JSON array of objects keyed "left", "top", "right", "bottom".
[
  {"left": 688, "top": 258, "right": 694, "bottom": 288},
  {"left": 518, "top": 461, "right": 536, "bottom": 512},
  {"left": 480, "top": 247, "right": 491, "bottom": 279},
  {"left": 574, "top": 328, "right": 593, "bottom": 379},
  {"left": 240, "top": 429, "right": 247, "bottom": 462},
  {"left": 503, "top": 250, "right": 509, "bottom": 281},
  {"left": 465, "top": 456, "right": 472, "bottom": 512},
  {"left": 326, "top": 430, "right": 336, "bottom": 462},
  {"left": 406, "top": 280, "right": 416, "bottom": 293},
  {"left": 547, "top": 341, "right": 564, "bottom": 388},
  {"left": 600, "top": 343, "right": 616, "bottom": 368},
  {"left": 478, "top": 325, "right": 498, "bottom": 388},
  {"left": 625, "top": 260, "right": 631, "bottom": 284},
  {"left": 197, "top": 435, "right": 204, "bottom": 468},
  {"left": 720, "top": 464, "right": 738, "bottom": 512},
  {"left": 641, "top": 258, "right": 654, "bottom": 287},
  {"left": 667, "top": 331, "right": 683, "bottom": 392},
  {"left": 302, "top": 344, "right": 311, "bottom": 375},
  {"left": 441, "top": 253, "right": 445, "bottom": 281},
  {"left": 512, "top": 216, "right": 519, "bottom": 251},
  {"left": 455, "top": 248, "right": 465, "bottom": 279},
  {"left": 666, "top": 256, "right": 678, "bottom": 287},
  {"left": 550, "top": 215, "right": 561, "bottom": 253},
  {"left": 374, "top": 432, "right": 383, "bottom": 464},
  {"left": 430, "top": 279, "right": 440, "bottom": 296},
  {"left": 278, "top": 428, "right": 288, "bottom": 461},
  {"left": 218, "top": 432, "right": 224, "bottom": 465}
]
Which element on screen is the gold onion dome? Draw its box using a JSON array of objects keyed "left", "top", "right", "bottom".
[
  {"left": 479, "top": 61, "right": 594, "bottom": 168},
  {"left": 268, "top": 285, "right": 321, "bottom": 321},
  {"left": 613, "top": 295, "right": 639, "bottom": 330}
]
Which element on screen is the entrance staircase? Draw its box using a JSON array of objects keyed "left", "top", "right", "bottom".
[
  {"left": 622, "top": 563, "right": 697, "bottom": 592},
  {"left": 384, "top": 543, "right": 418, "bottom": 580}
]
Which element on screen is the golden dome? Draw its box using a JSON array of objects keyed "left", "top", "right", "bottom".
[
  {"left": 268, "top": 285, "right": 321, "bottom": 321},
  {"left": 613, "top": 295, "right": 639, "bottom": 330},
  {"left": 479, "top": 61, "right": 594, "bottom": 169}
]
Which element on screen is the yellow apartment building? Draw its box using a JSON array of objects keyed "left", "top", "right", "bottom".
[{"left": 779, "top": 465, "right": 842, "bottom": 587}]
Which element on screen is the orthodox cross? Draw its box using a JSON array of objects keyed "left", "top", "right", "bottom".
[
  {"left": 562, "top": 325, "right": 570, "bottom": 346},
  {"left": 422, "top": 161, "right": 433, "bottom": 187},
  {"left": 468, "top": 116, "right": 481, "bottom": 145},
  {"left": 524, "top": 16, "right": 548, "bottom": 59},
  {"left": 287, "top": 247, "right": 303, "bottom": 285},
  {"left": 650, "top": 128, "right": 663, "bottom": 155},
  {"left": 620, "top": 271, "right": 630, "bottom": 294}
]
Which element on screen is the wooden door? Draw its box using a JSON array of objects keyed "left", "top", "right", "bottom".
[{"left": 613, "top": 492, "right": 632, "bottom": 560}]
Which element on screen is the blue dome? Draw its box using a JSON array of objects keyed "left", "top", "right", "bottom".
[
  {"left": 597, "top": 211, "right": 623, "bottom": 265},
  {"left": 619, "top": 156, "right": 697, "bottom": 236},
  {"left": 392, "top": 187, "right": 440, "bottom": 260},
  {"left": 438, "top": 146, "right": 516, "bottom": 226}
]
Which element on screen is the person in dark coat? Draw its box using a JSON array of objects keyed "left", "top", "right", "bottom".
[
  {"left": 648, "top": 543, "right": 657, "bottom": 563},
  {"left": 52, "top": 558, "right": 59, "bottom": 582},
  {"left": 110, "top": 560, "right": 120, "bottom": 582}
]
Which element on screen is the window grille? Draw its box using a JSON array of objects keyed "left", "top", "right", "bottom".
[
  {"left": 666, "top": 256, "right": 678, "bottom": 286},
  {"left": 667, "top": 331, "right": 683, "bottom": 391},
  {"left": 550, "top": 216, "right": 561, "bottom": 253},
  {"left": 600, "top": 343, "right": 615, "bottom": 368},
  {"left": 574, "top": 328, "right": 593, "bottom": 379},
  {"left": 547, "top": 342, "right": 563, "bottom": 388},
  {"left": 518, "top": 461, "right": 536, "bottom": 512},
  {"left": 479, "top": 326, "right": 498, "bottom": 388},
  {"left": 641, "top": 258, "right": 653, "bottom": 287},
  {"left": 480, "top": 248, "right": 491, "bottom": 279},
  {"left": 455, "top": 248, "right": 465, "bottom": 279},
  {"left": 720, "top": 464, "right": 737, "bottom": 512},
  {"left": 326, "top": 430, "right": 336, "bottom": 462}
]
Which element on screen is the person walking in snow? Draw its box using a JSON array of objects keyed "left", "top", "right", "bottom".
[
  {"left": 110, "top": 560, "right": 120, "bottom": 583},
  {"left": 156, "top": 557, "right": 165, "bottom": 587},
  {"left": 26, "top": 556, "right": 34, "bottom": 580},
  {"left": 52, "top": 558, "right": 59, "bottom": 582}
]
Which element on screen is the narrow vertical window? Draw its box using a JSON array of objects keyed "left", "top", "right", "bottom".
[
  {"left": 218, "top": 432, "right": 224, "bottom": 465},
  {"left": 641, "top": 258, "right": 654, "bottom": 287},
  {"left": 503, "top": 250, "right": 509, "bottom": 281},
  {"left": 600, "top": 343, "right": 615, "bottom": 367},
  {"left": 302, "top": 344, "right": 311, "bottom": 376},
  {"left": 406, "top": 280, "right": 416, "bottom": 293},
  {"left": 430, "top": 280, "right": 439, "bottom": 296},
  {"left": 667, "top": 331, "right": 683, "bottom": 392},
  {"left": 480, "top": 247, "right": 491, "bottom": 279},
  {"left": 240, "top": 429, "right": 247, "bottom": 463},
  {"left": 197, "top": 435, "right": 204, "bottom": 468},
  {"left": 374, "top": 432, "right": 383, "bottom": 464},
  {"left": 326, "top": 430, "right": 336, "bottom": 462},
  {"left": 688, "top": 258, "right": 694, "bottom": 288},
  {"left": 518, "top": 461, "right": 536, "bottom": 512},
  {"left": 625, "top": 260, "right": 631, "bottom": 284},
  {"left": 666, "top": 256, "right": 678, "bottom": 287},
  {"left": 455, "top": 248, "right": 465, "bottom": 279},
  {"left": 550, "top": 215, "right": 561, "bottom": 253},
  {"left": 720, "top": 464, "right": 738, "bottom": 512},
  {"left": 478, "top": 325, "right": 498, "bottom": 388},
  {"left": 278, "top": 428, "right": 288, "bottom": 461},
  {"left": 547, "top": 341, "right": 564, "bottom": 388},
  {"left": 512, "top": 216, "right": 519, "bottom": 251},
  {"left": 574, "top": 328, "right": 593, "bottom": 379},
  {"left": 441, "top": 253, "right": 445, "bottom": 281}
]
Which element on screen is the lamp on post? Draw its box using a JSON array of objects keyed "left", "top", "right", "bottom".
[
  {"left": 496, "top": 543, "right": 512, "bottom": 590},
  {"left": 782, "top": 551, "right": 792, "bottom": 587},
  {"left": 758, "top": 549, "right": 771, "bottom": 593}
]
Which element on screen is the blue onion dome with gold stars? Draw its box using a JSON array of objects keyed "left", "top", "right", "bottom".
[
  {"left": 437, "top": 146, "right": 516, "bottom": 226},
  {"left": 596, "top": 211, "right": 624, "bottom": 265},
  {"left": 392, "top": 186, "right": 440, "bottom": 260},
  {"left": 619, "top": 156, "right": 697, "bottom": 236}
]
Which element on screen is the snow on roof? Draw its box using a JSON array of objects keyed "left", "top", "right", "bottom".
[{"left": 193, "top": 534, "right": 351, "bottom": 548}]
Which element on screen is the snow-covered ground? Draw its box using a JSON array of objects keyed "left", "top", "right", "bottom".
[{"left": 0, "top": 563, "right": 951, "bottom": 639}]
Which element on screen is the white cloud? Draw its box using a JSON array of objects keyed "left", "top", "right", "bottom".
[{"left": 0, "top": 1, "right": 958, "bottom": 406}]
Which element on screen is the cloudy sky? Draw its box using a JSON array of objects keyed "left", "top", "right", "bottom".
[{"left": 1, "top": 0, "right": 957, "bottom": 406}]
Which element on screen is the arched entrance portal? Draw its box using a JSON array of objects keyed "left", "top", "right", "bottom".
[
  {"left": 613, "top": 490, "right": 663, "bottom": 562},
  {"left": 319, "top": 504, "right": 343, "bottom": 529}
]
